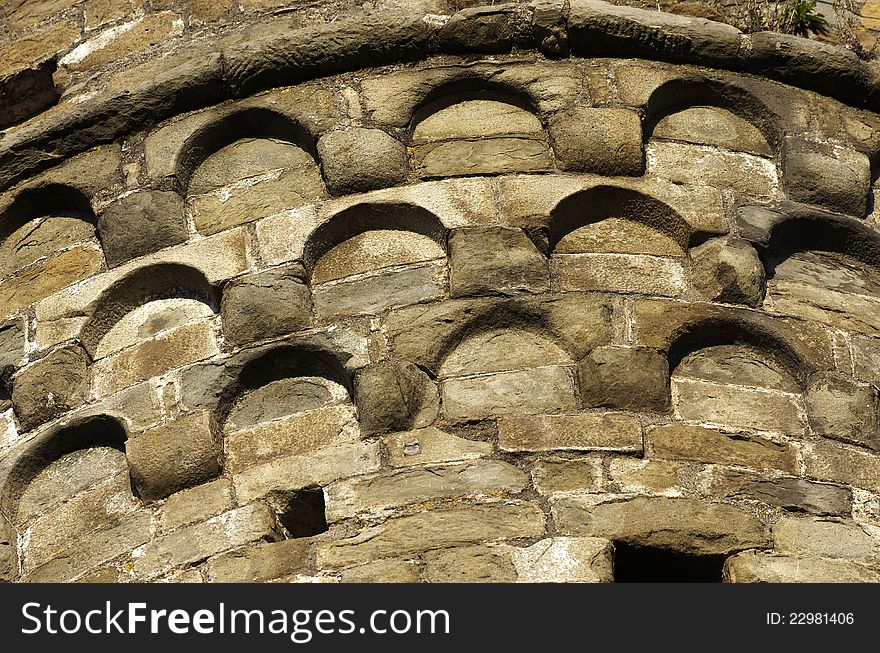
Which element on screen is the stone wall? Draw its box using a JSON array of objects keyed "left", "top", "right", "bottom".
[{"left": 1, "top": 0, "right": 880, "bottom": 583}]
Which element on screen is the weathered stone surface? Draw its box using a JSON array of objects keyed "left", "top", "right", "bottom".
[
  {"left": 508, "top": 536, "right": 614, "bottom": 583},
  {"left": 549, "top": 108, "right": 643, "bottom": 175},
  {"left": 383, "top": 427, "right": 494, "bottom": 468},
  {"left": 0, "top": 319, "right": 26, "bottom": 375},
  {"left": 326, "top": 460, "right": 526, "bottom": 522},
  {"left": 690, "top": 236, "right": 765, "bottom": 306},
  {"left": 578, "top": 346, "right": 670, "bottom": 412},
  {"left": 126, "top": 411, "right": 223, "bottom": 501},
  {"left": 651, "top": 424, "right": 797, "bottom": 472},
  {"left": 225, "top": 377, "right": 344, "bottom": 431},
  {"left": 805, "top": 372, "right": 880, "bottom": 451},
  {"left": 531, "top": 458, "right": 603, "bottom": 495},
  {"left": 772, "top": 516, "right": 880, "bottom": 561},
  {"left": 133, "top": 503, "right": 283, "bottom": 580},
  {"left": 317, "top": 501, "right": 545, "bottom": 568},
  {"left": 553, "top": 496, "right": 771, "bottom": 554},
  {"left": 414, "top": 138, "right": 553, "bottom": 178},
  {"left": 608, "top": 458, "right": 683, "bottom": 495},
  {"left": 553, "top": 251, "right": 687, "bottom": 296},
  {"left": 337, "top": 558, "right": 421, "bottom": 582},
  {"left": 436, "top": 6, "right": 516, "bottom": 54},
  {"left": 724, "top": 551, "right": 880, "bottom": 583},
  {"left": 652, "top": 106, "right": 772, "bottom": 156},
  {"left": 706, "top": 469, "right": 852, "bottom": 516},
  {"left": 317, "top": 128, "right": 407, "bottom": 195},
  {"left": 24, "top": 512, "right": 152, "bottom": 583},
  {"left": 449, "top": 227, "right": 549, "bottom": 298},
  {"left": 0, "top": 217, "right": 96, "bottom": 280},
  {"left": 498, "top": 412, "right": 642, "bottom": 453},
  {"left": 782, "top": 147, "right": 871, "bottom": 217},
  {"left": 221, "top": 266, "right": 312, "bottom": 345},
  {"left": 440, "top": 328, "right": 571, "bottom": 377},
  {"left": 442, "top": 366, "right": 578, "bottom": 421},
  {"left": 203, "top": 539, "right": 311, "bottom": 582},
  {"left": 233, "top": 441, "right": 382, "bottom": 504},
  {"left": 12, "top": 344, "right": 90, "bottom": 431},
  {"left": 91, "top": 320, "right": 220, "bottom": 395},
  {"left": 671, "top": 378, "right": 805, "bottom": 435},
  {"left": 853, "top": 335, "right": 880, "bottom": 388},
  {"left": 0, "top": 510, "right": 16, "bottom": 582},
  {"left": 157, "top": 478, "right": 235, "bottom": 533},
  {"left": 421, "top": 545, "right": 518, "bottom": 582},
  {"left": 0, "top": 245, "right": 103, "bottom": 320},
  {"left": 225, "top": 404, "right": 358, "bottom": 473},
  {"left": 313, "top": 262, "right": 446, "bottom": 321},
  {"left": 98, "top": 190, "right": 188, "bottom": 267},
  {"left": 84, "top": 0, "right": 134, "bottom": 29},
  {"left": 354, "top": 361, "right": 438, "bottom": 436},
  {"left": 647, "top": 141, "right": 778, "bottom": 197},
  {"left": 803, "top": 440, "right": 880, "bottom": 493}
]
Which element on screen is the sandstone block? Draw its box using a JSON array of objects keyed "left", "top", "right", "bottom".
[
  {"left": 651, "top": 423, "right": 797, "bottom": 472},
  {"left": 724, "top": 551, "right": 880, "bottom": 583},
  {"left": 203, "top": 539, "right": 311, "bottom": 582},
  {"left": 508, "top": 536, "right": 614, "bottom": 583},
  {"left": 548, "top": 108, "right": 643, "bottom": 175},
  {"left": 690, "top": 236, "right": 765, "bottom": 306},
  {"left": 783, "top": 146, "right": 871, "bottom": 217},
  {"left": 414, "top": 138, "right": 552, "bottom": 178},
  {"left": 803, "top": 440, "right": 880, "bottom": 493},
  {"left": 531, "top": 458, "right": 603, "bottom": 495},
  {"left": 421, "top": 545, "right": 518, "bottom": 582},
  {"left": 383, "top": 427, "right": 494, "bottom": 468},
  {"left": 449, "top": 227, "right": 549, "bottom": 298},
  {"left": 126, "top": 410, "right": 223, "bottom": 501},
  {"left": 354, "top": 361, "right": 439, "bottom": 436},
  {"left": 0, "top": 511, "right": 18, "bottom": 582},
  {"left": 578, "top": 346, "right": 670, "bottom": 412},
  {"left": 607, "top": 458, "right": 684, "bottom": 495},
  {"left": 498, "top": 412, "right": 642, "bottom": 453},
  {"left": 338, "top": 559, "right": 421, "bottom": 583},
  {"left": 706, "top": 469, "right": 852, "bottom": 516},
  {"left": 805, "top": 372, "right": 880, "bottom": 450},
  {"left": 157, "top": 478, "right": 235, "bottom": 533},
  {"left": 317, "top": 128, "right": 407, "bottom": 195},
  {"left": 98, "top": 190, "right": 188, "bottom": 267},
  {"left": 436, "top": 6, "right": 516, "bottom": 54},
  {"left": 772, "top": 516, "right": 880, "bottom": 561},
  {"left": 12, "top": 344, "right": 90, "bottom": 432},
  {"left": 0, "top": 319, "right": 26, "bottom": 376},
  {"left": 551, "top": 252, "right": 687, "bottom": 296},
  {"left": 221, "top": 266, "right": 313, "bottom": 346},
  {"left": 552, "top": 495, "right": 771, "bottom": 555}
]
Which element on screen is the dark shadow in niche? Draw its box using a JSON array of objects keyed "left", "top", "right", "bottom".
[
  {"left": 613, "top": 542, "right": 725, "bottom": 583},
  {"left": 269, "top": 487, "right": 328, "bottom": 538}
]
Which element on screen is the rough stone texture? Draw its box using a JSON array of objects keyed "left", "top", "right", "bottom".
[
  {"left": 706, "top": 469, "right": 852, "bottom": 516},
  {"left": 783, "top": 147, "right": 871, "bottom": 217},
  {"left": 126, "top": 411, "right": 223, "bottom": 501},
  {"left": 0, "top": 319, "right": 26, "bottom": 376},
  {"left": 578, "top": 346, "right": 670, "bottom": 412},
  {"left": 497, "top": 412, "right": 642, "bottom": 453},
  {"left": 531, "top": 459, "right": 604, "bottom": 495},
  {"left": 553, "top": 496, "right": 771, "bottom": 554},
  {"left": 725, "top": 552, "right": 880, "bottom": 583},
  {"left": 12, "top": 344, "right": 90, "bottom": 432},
  {"left": 0, "top": 511, "right": 17, "bottom": 583},
  {"left": 651, "top": 424, "right": 798, "bottom": 473},
  {"left": 157, "top": 478, "right": 235, "bottom": 533},
  {"left": 551, "top": 252, "right": 687, "bottom": 296},
  {"left": 203, "top": 539, "right": 311, "bottom": 582},
  {"left": 772, "top": 516, "right": 880, "bottom": 561},
  {"left": 449, "top": 227, "right": 549, "bottom": 297},
  {"left": 549, "top": 108, "right": 643, "bottom": 175},
  {"left": 98, "top": 190, "right": 189, "bottom": 267},
  {"left": 354, "top": 361, "right": 439, "bottom": 436},
  {"left": 690, "top": 236, "right": 765, "bottom": 306},
  {"left": 383, "top": 427, "right": 494, "bottom": 468},
  {"left": 802, "top": 441, "right": 880, "bottom": 493},
  {"left": 220, "top": 266, "right": 313, "bottom": 346},
  {"left": 805, "top": 372, "right": 880, "bottom": 451},
  {"left": 317, "top": 128, "right": 407, "bottom": 195}
]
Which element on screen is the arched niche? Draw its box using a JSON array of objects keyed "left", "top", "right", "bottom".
[
  {"left": 644, "top": 80, "right": 781, "bottom": 196},
  {"left": 220, "top": 345, "right": 358, "bottom": 475},
  {"left": 0, "top": 184, "right": 100, "bottom": 280},
  {"left": 2, "top": 415, "right": 146, "bottom": 576},
  {"left": 548, "top": 186, "right": 692, "bottom": 297},
  {"left": 667, "top": 319, "right": 808, "bottom": 434},
  {"left": 304, "top": 203, "right": 448, "bottom": 320},
  {"left": 410, "top": 83, "right": 553, "bottom": 178},
  {"left": 435, "top": 311, "right": 578, "bottom": 421},
  {"left": 179, "top": 108, "right": 325, "bottom": 235},
  {"left": 80, "top": 263, "right": 218, "bottom": 359},
  {"left": 763, "top": 215, "right": 880, "bottom": 337}
]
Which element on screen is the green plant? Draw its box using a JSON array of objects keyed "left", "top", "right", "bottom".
[{"left": 738, "top": 0, "right": 830, "bottom": 37}]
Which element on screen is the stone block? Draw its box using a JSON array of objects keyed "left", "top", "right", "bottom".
[
  {"left": 338, "top": 558, "right": 421, "bottom": 583},
  {"left": 12, "top": 344, "right": 90, "bottom": 432},
  {"left": 133, "top": 503, "right": 283, "bottom": 580},
  {"left": 498, "top": 412, "right": 642, "bottom": 453},
  {"left": 551, "top": 252, "right": 686, "bottom": 296},
  {"left": 803, "top": 440, "right": 880, "bottom": 493},
  {"left": 220, "top": 265, "right": 313, "bottom": 346},
  {"left": 552, "top": 495, "right": 771, "bottom": 555},
  {"left": 724, "top": 551, "right": 880, "bottom": 583},
  {"left": 317, "top": 501, "right": 545, "bottom": 569},
  {"left": 0, "top": 511, "right": 18, "bottom": 582},
  {"left": 805, "top": 372, "right": 880, "bottom": 450},
  {"left": 421, "top": 545, "right": 518, "bottom": 582},
  {"left": 414, "top": 138, "right": 553, "bottom": 178},
  {"left": 508, "top": 536, "right": 614, "bottom": 583},
  {"left": 436, "top": 6, "right": 516, "bottom": 54},
  {"left": 157, "top": 478, "right": 235, "bottom": 533},
  {"left": 354, "top": 361, "right": 439, "bottom": 436},
  {"left": 651, "top": 424, "right": 797, "bottom": 473},
  {"left": 98, "top": 190, "right": 188, "bottom": 267},
  {"left": 548, "top": 108, "right": 643, "bottom": 175},
  {"left": 705, "top": 469, "right": 852, "bottom": 516},
  {"left": 325, "top": 460, "right": 528, "bottom": 522},
  {"left": 772, "top": 516, "right": 880, "bottom": 561},
  {"left": 449, "top": 227, "right": 549, "bottom": 298},
  {"left": 383, "top": 427, "right": 494, "bottom": 468},
  {"left": 317, "top": 128, "right": 407, "bottom": 195},
  {"left": 84, "top": 0, "right": 134, "bottom": 29},
  {"left": 441, "top": 366, "right": 578, "bottom": 421},
  {"left": 783, "top": 146, "right": 871, "bottom": 216},
  {"left": 690, "top": 236, "right": 765, "bottom": 306},
  {"left": 607, "top": 458, "right": 684, "bottom": 495},
  {"left": 203, "top": 539, "right": 311, "bottom": 582},
  {"left": 531, "top": 458, "right": 603, "bottom": 495},
  {"left": 578, "top": 346, "right": 670, "bottom": 412},
  {"left": 0, "top": 318, "right": 26, "bottom": 376},
  {"left": 126, "top": 410, "right": 223, "bottom": 501}
]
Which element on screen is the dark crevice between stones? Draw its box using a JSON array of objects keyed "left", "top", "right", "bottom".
[
  {"left": 0, "top": 59, "right": 59, "bottom": 132},
  {"left": 269, "top": 487, "right": 329, "bottom": 539},
  {"left": 612, "top": 542, "right": 725, "bottom": 582}
]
